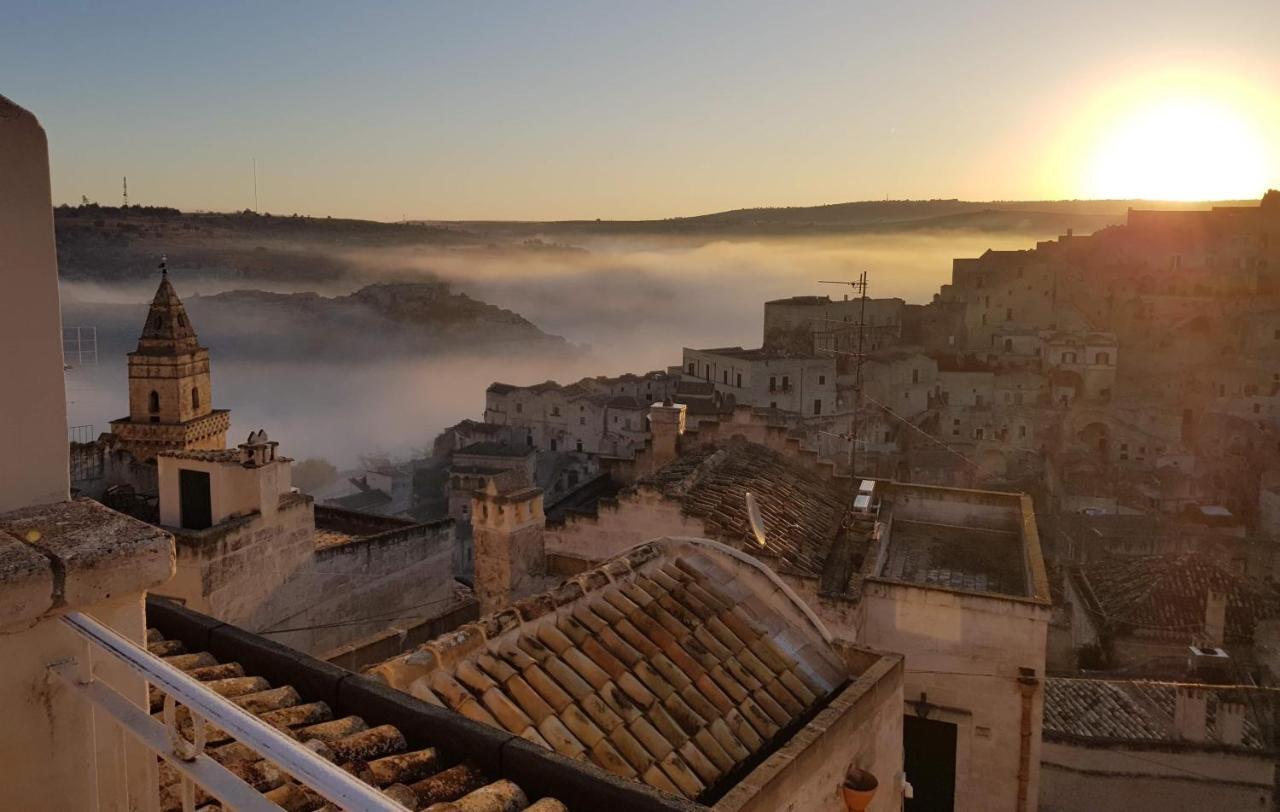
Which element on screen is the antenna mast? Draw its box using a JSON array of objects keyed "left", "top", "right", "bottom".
[
  {"left": 122, "top": 176, "right": 128, "bottom": 208},
  {"left": 252, "top": 158, "right": 259, "bottom": 212},
  {"left": 818, "top": 272, "right": 869, "bottom": 476}
]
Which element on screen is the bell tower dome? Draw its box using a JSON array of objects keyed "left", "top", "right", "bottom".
[{"left": 109, "top": 260, "right": 230, "bottom": 461}]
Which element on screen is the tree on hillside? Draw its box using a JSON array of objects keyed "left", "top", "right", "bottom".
[{"left": 292, "top": 457, "right": 338, "bottom": 493}]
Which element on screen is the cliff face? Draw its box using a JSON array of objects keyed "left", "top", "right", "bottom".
[{"left": 179, "top": 282, "right": 568, "bottom": 359}]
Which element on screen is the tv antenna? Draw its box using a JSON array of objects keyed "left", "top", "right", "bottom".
[
  {"left": 818, "top": 272, "right": 869, "bottom": 476},
  {"left": 122, "top": 176, "right": 128, "bottom": 208}
]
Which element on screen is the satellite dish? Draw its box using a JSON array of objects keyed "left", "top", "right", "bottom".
[{"left": 745, "top": 491, "right": 768, "bottom": 548}]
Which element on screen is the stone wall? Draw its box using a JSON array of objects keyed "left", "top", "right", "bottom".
[
  {"left": 153, "top": 496, "right": 459, "bottom": 655},
  {"left": 0, "top": 95, "right": 68, "bottom": 511},
  {"left": 858, "top": 579, "right": 1050, "bottom": 812},
  {"left": 1039, "top": 741, "right": 1274, "bottom": 812},
  {"left": 252, "top": 515, "right": 457, "bottom": 655},
  {"left": 545, "top": 489, "right": 708, "bottom": 562},
  {"left": 713, "top": 646, "right": 905, "bottom": 812}
]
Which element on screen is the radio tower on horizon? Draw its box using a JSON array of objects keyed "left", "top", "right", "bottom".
[{"left": 122, "top": 176, "right": 128, "bottom": 208}]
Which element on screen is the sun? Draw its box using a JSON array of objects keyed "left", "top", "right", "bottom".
[{"left": 1078, "top": 88, "right": 1273, "bottom": 201}]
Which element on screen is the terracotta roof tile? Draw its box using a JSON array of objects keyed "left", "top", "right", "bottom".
[
  {"left": 1078, "top": 553, "right": 1280, "bottom": 640},
  {"left": 369, "top": 538, "right": 848, "bottom": 803},
  {"left": 144, "top": 630, "right": 561, "bottom": 812},
  {"left": 638, "top": 443, "right": 849, "bottom": 577},
  {"left": 1044, "top": 678, "right": 1278, "bottom": 752}
]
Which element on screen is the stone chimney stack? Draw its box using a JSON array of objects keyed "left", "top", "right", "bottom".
[
  {"left": 471, "top": 471, "right": 545, "bottom": 616},
  {"left": 1204, "top": 590, "right": 1227, "bottom": 648},
  {"left": 1216, "top": 700, "right": 1246, "bottom": 746},
  {"left": 1174, "top": 687, "right": 1208, "bottom": 741},
  {"left": 648, "top": 400, "right": 688, "bottom": 470}
]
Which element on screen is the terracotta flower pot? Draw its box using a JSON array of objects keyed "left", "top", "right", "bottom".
[{"left": 841, "top": 768, "right": 879, "bottom": 812}]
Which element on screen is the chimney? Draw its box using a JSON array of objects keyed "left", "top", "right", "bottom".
[
  {"left": 1173, "top": 687, "right": 1208, "bottom": 741},
  {"left": 648, "top": 401, "right": 687, "bottom": 470},
  {"left": 1204, "top": 590, "right": 1227, "bottom": 648},
  {"left": 1216, "top": 700, "right": 1246, "bottom": 747},
  {"left": 471, "top": 472, "right": 545, "bottom": 616}
]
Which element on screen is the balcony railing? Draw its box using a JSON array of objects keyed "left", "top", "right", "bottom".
[{"left": 52, "top": 611, "right": 407, "bottom": 812}]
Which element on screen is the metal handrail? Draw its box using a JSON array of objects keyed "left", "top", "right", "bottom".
[{"left": 59, "top": 611, "right": 407, "bottom": 812}]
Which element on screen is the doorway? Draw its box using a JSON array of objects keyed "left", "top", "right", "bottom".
[
  {"left": 178, "top": 469, "right": 212, "bottom": 530},
  {"left": 904, "top": 715, "right": 957, "bottom": 812}
]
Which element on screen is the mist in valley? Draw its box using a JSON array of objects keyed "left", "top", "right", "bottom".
[{"left": 61, "top": 229, "right": 1041, "bottom": 468}]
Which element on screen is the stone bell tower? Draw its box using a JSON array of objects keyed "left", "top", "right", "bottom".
[{"left": 109, "top": 261, "right": 230, "bottom": 461}]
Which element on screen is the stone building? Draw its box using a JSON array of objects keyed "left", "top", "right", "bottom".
[
  {"left": 108, "top": 270, "right": 231, "bottom": 461},
  {"left": 763, "top": 294, "right": 906, "bottom": 357},
  {"left": 459, "top": 400, "right": 1053, "bottom": 812},
  {"left": 146, "top": 430, "right": 468, "bottom": 657},
  {"left": 485, "top": 371, "right": 680, "bottom": 457},
  {"left": 681, "top": 346, "right": 836, "bottom": 418},
  {"left": 1040, "top": 678, "right": 1277, "bottom": 812},
  {"left": 1064, "top": 552, "right": 1280, "bottom": 675}
]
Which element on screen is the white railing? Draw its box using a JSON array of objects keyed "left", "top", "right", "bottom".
[{"left": 52, "top": 611, "right": 408, "bottom": 812}]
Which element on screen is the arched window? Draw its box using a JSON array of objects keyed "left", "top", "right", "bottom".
[
  {"left": 149, "top": 390, "right": 160, "bottom": 413},
  {"left": 191, "top": 387, "right": 200, "bottom": 410}
]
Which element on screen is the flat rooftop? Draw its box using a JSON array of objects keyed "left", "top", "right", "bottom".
[
  {"left": 868, "top": 482, "right": 1049, "bottom": 604},
  {"left": 880, "top": 519, "right": 1026, "bottom": 597}
]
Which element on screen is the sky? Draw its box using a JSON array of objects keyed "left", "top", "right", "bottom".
[{"left": 4, "top": 0, "right": 1280, "bottom": 221}]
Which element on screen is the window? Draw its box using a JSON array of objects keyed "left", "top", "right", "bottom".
[
  {"left": 769, "top": 376, "right": 777, "bottom": 392},
  {"left": 191, "top": 387, "right": 199, "bottom": 410},
  {"left": 576, "top": 441, "right": 583, "bottom": 452},
  {"left": 1006, "top": 308, "right": 1013, "bottom": 321},
  {"left": 579, "top": 417, "right": 585, "bottom": 425},
  {"left": 884, "top": 431, "right": 892, "bottom": 442},
  {"left": 515, "top": 403, "right": 523, "bottom": 414},
  {"left": 1004, "top": 339, "right": 1013, "bottom": 352},
  {"left": 551, "top": 406, "right": 561, "bottom": 416},
  {"left": 912, "top": 369, "right": 919, "bottom": 384},
  {"left": 688, "top": 362, "right": 696, "bottom": 375},
  {"left": 818, "top": 375, "right": 826, "bottom": 385},
  {"left": 1019, "top": 425, "right": 1027, "bottom": 438},
  {"left": 975, "top": 428, "right": 984, "bottom": 440},
  {"left": 981, "top": 314, "right": 987, "bottom": 326},
  {"left": 723, "top": 371, "right": 728, "bottom": 384},
  {"left": 736, "top": 373, "right": 742, "bottom": 387},
  {"left": 781, "top": 375, "right": 790, "bottom": 391},
  {"left": 953, "top": 418, "right": 961, "bottom": 426},
  {"left": 148, "top": 390, "right": 160, "bottom": 421},
  {"left": 526, "top": 435, "right": 533, "bottom": 447},
  {"left": 770, "top": 401, "right": 777, "bottom": 409},
  {"left": 1095, "top": 352, "right": 1110, "bottom": 365},
  {"left": 813, "top": 399, "right": 822, "bottom": 415},
  {"left": 549, "top": 438, "right": 557, "bottom": 451}
]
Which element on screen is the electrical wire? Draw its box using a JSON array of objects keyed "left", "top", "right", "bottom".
[{"left": 256, "top": 593, "right": 467, "bottom": 636}]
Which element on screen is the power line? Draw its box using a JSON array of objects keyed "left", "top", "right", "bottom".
[{"left": 256, "top": 593, "right": 466, "bottom": 636}]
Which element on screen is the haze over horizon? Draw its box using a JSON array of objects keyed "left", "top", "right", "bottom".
[{"left": 5, "top": 1, "right": 1280, "bottom": 221}]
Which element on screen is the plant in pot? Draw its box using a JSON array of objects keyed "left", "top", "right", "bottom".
[{"left": 841, "top": 767, "right": 879, "bottom": 812}]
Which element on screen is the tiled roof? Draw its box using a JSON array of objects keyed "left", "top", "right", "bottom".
[
  {"left": 1077, "top": 554, "right": 1280, "bottom": 641},
  {"left": 327, "top": 489, "right": 393, "bottom": 512},
  {"left": 369, "top": 538, "right": 847, "bottom": 803},
  {"left": 639, "top": 442, "right": 849, "bottom": 577},
  {"left": 608, "top": 396, "right": 645, "bottom": 409},
  {"left": 1044, "top": 678, "right": 1277, "bottom": 752},
  {"left": 143, "top": 627, "right": 565, "bottom": 811}
]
